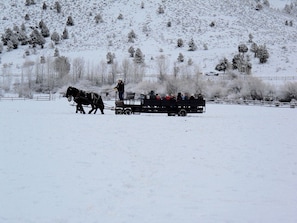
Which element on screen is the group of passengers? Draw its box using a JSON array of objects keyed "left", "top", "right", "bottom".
[{"left": 146, "top": 91, "right": 203, "bottom": 101}]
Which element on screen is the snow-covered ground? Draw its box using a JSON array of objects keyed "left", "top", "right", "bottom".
[{"left": 1, "top": 98, "right": 297, "bottom": 223}]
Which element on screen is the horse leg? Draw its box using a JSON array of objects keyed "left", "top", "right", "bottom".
[
  {"left": 79, "top": 104, "right": 85, "bottom": 114},
  {"left": 100, "top": 105, "right": 104, "bottom": 114},
  {"left": 88, "top": 105, "right": 95, "bottom": 114}
]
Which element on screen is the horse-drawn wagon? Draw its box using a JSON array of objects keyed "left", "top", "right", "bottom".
[
  {"left": 65, "top": 86, "right": 206, "bottom": 116},
  {"left": 114, "top": 95, "right": 206, "bottom": 116}
]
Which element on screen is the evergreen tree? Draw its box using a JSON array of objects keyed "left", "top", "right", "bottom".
[
  {"left": 51, "top": 31, "right": 60, "bottom": 44},
  {"left": 128, "top": 46, "right": 135, "bottom": 57},
  {"left": 2, "top": 28, "right": 14, "bottom": 45},
  {"left": 177, "top": 38, "right": 183, "bottom": 47},
  {"left": 158, "top": 5, "right": 164, "bottom": 14},
  {"left": 95, "top": 14, "right": 103, "bottom": 23},
  {"left": 238, "top": 44, "right": 248, "bottom": 54},
  {"left": 128, "top": 30, "right": 136, "bottom": 43},
  {"left": 0, "top": 42, "right": 3, "bottom": 53},
  {"left": 256, "top": 45, "right": 269, "bottom": 63},
  {"left": 25, "top": 0, "right": 35, "bottom": 6},
  {"left": 106, "top": 52, "right": 115, "bottom": 64},
  {"left": 16, "top": 28, "right": 28, "bottom": 45},
  {"left": 42, "top": 2, "right": 47, "bottom": 10},
  {"left": 134, "top": 48, "right": 144, "bottom": 64},
  {"left": 2, "top": 28, "right": 19, "bottom": 49},
  {"left": 54, "top": 48, "right": 60, "bottom": 57},
  {"left": 117, "top": 13, "right": 123, "bottom": 20},
  {"left": 177, "top": 53, "right": 184, "bottom": 62},
  {"left": 24, "top": 14, "right": 30, "bottom": 21},
  {"left": 30, "top": 29, "right": 45, "bottom": 48},
  {"left": 215, "top": 58, "right": 229, "bottom": 72},
  {"left": 66, "top": 16, "right": 74, "bottom": 26},
  {"left": 188, "top": 38, "right": 197, "bottom": 51},
  {"left": 39, "top": 20, "right": 50, "bottom": 38},
  {"left": 62, "top": 27, "right": 69, "bottom": 39},
  {"left": 21, "top": 23, "right": 26, "bottom": 32},
  {"left": 250, "top": 42, "right": 258, "bottom": 57},
  {"left": 54, "top": 2, "right": 61, "bottom": 13}
]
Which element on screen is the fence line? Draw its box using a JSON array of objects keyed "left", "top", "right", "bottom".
[
  {"left": 0, "top": 94, "right": 54, "bottom": 101},
  {"left": 209, "top": 98, "right": 296, "bottom": 108}
]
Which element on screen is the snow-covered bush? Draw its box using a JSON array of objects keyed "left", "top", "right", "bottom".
[
  {"left": 134, "top": 48, "right": 144, "bottom": 64},
  {"left": 177, "top": 38, "right": 183, "bottom": 47},
  {"left": 278, "top": 82, "right": 297, "bottom": 101},
  {"left": 188, "top": 38, "right": 197, "bottom": 51},
  {"left": 66, "top": 16, "right": 74, "bottom": 26},
  {"left": 256, "top": 45, "right": 269, "bottom": 63},
  {"left": 51, "top": 31, "right": 60, "bottom": 44}
]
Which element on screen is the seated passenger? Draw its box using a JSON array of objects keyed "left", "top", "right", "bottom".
[
  {"left": 177, "top": 92, "right": 183, "bottom": 101},
  {"left": 183, "top": 93, "right": 189, "bottom": 100},
  {"left": 165, "top": 94, "right": 171, "bottom": 100},
  {"left": 156, "top": 94, "right": 161, "bottom": 100},
  {"left": 148, "top": 90, "right": 156, "bottom": 99}
]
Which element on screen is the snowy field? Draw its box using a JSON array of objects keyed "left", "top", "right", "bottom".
[{"left": 0, "top": 98, "right": 297, "bottom": 223}]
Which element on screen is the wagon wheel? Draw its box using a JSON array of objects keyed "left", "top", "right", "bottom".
[
  {"left": 115, "top": 108, "right": 124, "bottom": 115},
  {"left": 178, "top": 109, "right": 187, "bottom": 116},
  {"left": 124, "top": 108, "right": 132, "bottom": 115}
]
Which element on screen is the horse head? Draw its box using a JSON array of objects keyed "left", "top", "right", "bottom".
[{"left": 66, "top": 86, "right": 79, "bottom": 101}]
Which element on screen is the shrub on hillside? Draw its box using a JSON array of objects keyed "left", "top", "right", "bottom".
[
  {"left": 188, "top": 38, "right": 197, "bottom": 51},
  {"left": 256, "top": 44, "right": 269, "bottom": 63},
  {"left": 66, "top": 16, "right": 74, "bottom": 26},
  {"left": 51, "top": 31, "right": 60, "bottom": 44}
]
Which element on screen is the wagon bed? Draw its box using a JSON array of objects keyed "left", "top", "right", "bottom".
[{"left": 115, "top": 98, "right": 206, "bottom": 116}]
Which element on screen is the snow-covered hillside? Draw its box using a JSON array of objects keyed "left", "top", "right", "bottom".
[{"left": 1, "top": 0, "right": 297, "bottom": 78}]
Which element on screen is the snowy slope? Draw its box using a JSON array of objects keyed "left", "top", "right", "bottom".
[
  {"left": 1, "top": 0, "right": 297, "bottom": 78},
  {"left": 0, "top": 99, "right": 297, "bottom": 223}
]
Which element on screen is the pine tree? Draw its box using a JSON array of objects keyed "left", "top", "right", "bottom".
[
  {"left": 134, "top": 48, "right": 144, "bottom": 64},
  {"left": 54, "top": 48, "right": 60, "bottom": 57},
  {"left": 128, "top": 30, "right": 136, "bottom": 43},
  {"left": 39, "top": 20, "right": 50, "bottom": 38},
  {"left": 106, "top": 52, "right": 115, "bottom": 64},
  {"left": 128, "top": 46, "right": 135, "bottom": 57},
  {"left": 51, "top": 31, "right": 60, "bottom": 44},
  {"left": 256, "top": 45, "right": 269, "bottom": 63},
  {"left": 188, "top": 38, "right": 197, "bottom": 51},
  {"left": 42, "top": 2, "right": 47, "bottom": 10},
  {"left": 55, "top": 2, "right": 61, "bottom": 13},
  {"left": 250, "top": 42, "right": 258, "bottom": 57},
  {"left": 2, "top": 28, "right": 14, "bottom": 45},
  {"left": 62, "top": 27, "right": 69, "bottom": 39},
  {"left": 66, "top": 16, "right": 74, "bottom": 26},
  {"left": 24, "top": 14, "right": 30, "bottom": 21},
  {"left": 177, "top": 53, "right": 184, "bottom": 62},
  {"left": 30, "top": 29, "right": 45, "bottom": 48},
  {"left": 0, "top": 42, "right": 3, "bottom": 53},
  {"left": 95, "top": 14, "right": 103, "bottom": 23},
  {"left": 177, "top": 38, "right": 183, "bottom": 47},
  {"left": 238, "top": 44, "right": 248, "bottom": 54}
]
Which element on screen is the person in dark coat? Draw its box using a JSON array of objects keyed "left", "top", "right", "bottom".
[{"left": 114, "top": 79, "right": 125, "bottom": 100}]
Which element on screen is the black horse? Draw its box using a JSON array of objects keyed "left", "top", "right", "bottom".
[{"left": 65, "top": 86, "right": 104, "bottom": 114}]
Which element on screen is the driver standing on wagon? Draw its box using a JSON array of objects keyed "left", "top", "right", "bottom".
[{"left": 114, "top": 79, "right": 125, "bottom": 101}]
